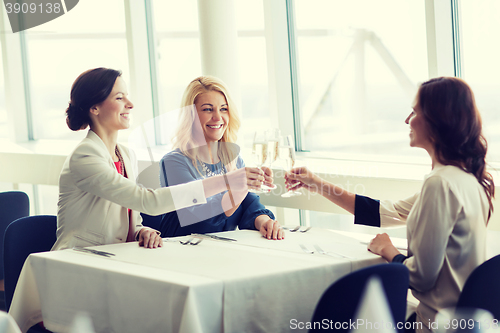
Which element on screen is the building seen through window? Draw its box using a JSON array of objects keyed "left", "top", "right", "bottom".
[
  {"left": 24, "top": 0, "right": 129, "bottom": 141},
  {"left": 294, "top": 0, "right": 429, "bottom": 162}
]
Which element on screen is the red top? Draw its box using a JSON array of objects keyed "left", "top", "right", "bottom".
[
  {"left": 114, "top": 161, "right": 124, "bottom": 176},
  {"left": 115, "top": 161, "right": 134, "bottom": 241}
]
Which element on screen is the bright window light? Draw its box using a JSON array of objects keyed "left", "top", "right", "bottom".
[
  {"left": 294, "top": 0, "right": 429, "bottom": 162},
  {"left": 25, "top": 0, "right": 129, "bottom": 141},
  {"left": 0, "top": 42, "right": 6, "bottom": 139},
  {"left": 461, "top": 0, "right": 500, "bottom": 163}
]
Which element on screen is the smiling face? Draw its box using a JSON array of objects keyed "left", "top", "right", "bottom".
[
  {"left": 92, "top": 77, "right": 133, "bottom": 132},
  {"left": 405, "top": 103, "right": 433, "bottom": 151},
  {"left": 195, "top": 90, "right": 229, "bottom": 144}
]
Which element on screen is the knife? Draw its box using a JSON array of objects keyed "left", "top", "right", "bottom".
[
  {"left": 191, "top": 233, "right": 237, "bottom": 242},
  {"left": 73, "top": 247, "right": 115, "bottom": 257}
]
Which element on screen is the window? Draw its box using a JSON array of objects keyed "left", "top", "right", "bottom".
[
  {"left": 25, "top": 0, "right": 129, "bottom": 141},
  {"left": 461, "top": 0, "right": 500, "bottom": 163},
  {"left": 293, "top": 0, "right": 429, "bottom": 161},
  {"left": 17, "top": 0, "right": 130, "bottom": 214},
  {"left": 152, "top": 0, "right": 270, "bottom": 149},
  {"left": 0, "top": 41, "right": 6, "bottom": 139},
  {"left": 235, "top": 0, "right": 270, "bottom": 146},
  {"left": 152, "top": 0, "right": 201, "bottom": 129}
]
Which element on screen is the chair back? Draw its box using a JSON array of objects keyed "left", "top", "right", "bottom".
[
  {"left": 310, "top": 263, "right": 409, "bottom": 333},
  {"left": 456, "top": 254, "right": 500, "bottom": 319},
  {"left": 0, "top": 191, "right": 29, "bottom": 279},
  {"left": 4, "top": 215, "right": 57, "bottom": 311}
]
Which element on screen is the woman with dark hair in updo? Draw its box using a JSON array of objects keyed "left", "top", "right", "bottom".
[
  {"left": 285, "top": 77, "right": 494, "bottom": 333},
  {"left": 53, "top": 68, "right": 268, "bottom": 251}
]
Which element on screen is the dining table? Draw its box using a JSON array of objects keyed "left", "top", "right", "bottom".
[{"left": 8, "top": 226, "right": 397, "bottom": 333}]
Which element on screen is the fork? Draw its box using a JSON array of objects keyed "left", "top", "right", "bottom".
[
  {"left": 189, "top": 238, "right": 203, "bottom": 245},
  {"left": 289, "top": 226, "right": 300, "bottom": 232},
  {"left": 299, "top": 244, "right": 314, "bottom": 254},
  {"left": 299, "top": 226, "right": 312, "bottom": 233},
  {"left": 180, "top": 237, "right": 194, "bottom": 245},
  {"left": 313, "top": 244, "right": 327, "bottom": 255},
  {"left": 313, "top": 244, "right": 350, "bottom": 258}
]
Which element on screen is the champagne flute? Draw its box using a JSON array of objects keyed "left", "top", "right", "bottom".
[
  {"left": 266, "top": 129, "right": 280, "bottom": 166},
  {"left": 250, "top": 130, "right": 269, "bottom": 193},
  {"left": 263, "top": 128, "right": 280, "bottom": 190},
  {"left": 280, "top": 135, "right": 302, "bottom": 197}
]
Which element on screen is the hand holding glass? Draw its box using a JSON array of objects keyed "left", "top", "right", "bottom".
[
  {"left": 280, "top": 135, "right": 302, "bottom": 197},
  {"left": 250, "top": 130, "right": 272, "bottom": 193},
  {"left": 263, "top": 129, "right": 279, "bottom": 190}
]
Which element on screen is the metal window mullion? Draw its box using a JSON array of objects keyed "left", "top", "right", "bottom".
[
  {"left": 299, "top": 209, "right": 307, "bottom": 227},
  {"left": 285, "top": 0, "right": 303, "bottom": 152},
  {"left": 19, "top": 31, "right": 34, "bottom": 140},
  {"left": 143, "top": 0, "right": 161, "bottom": 145},
  {"left": 285, "top": 0, "right": 307, "bottom": 227},
  {"left": 451, "top": 0, "right": 463, "bottom": 77},
  {"left": 32, "top": 184, "right": 40, "bottom": 214},
  {"left": 425, "top": 0, "right": 455, "bottom": 78}
]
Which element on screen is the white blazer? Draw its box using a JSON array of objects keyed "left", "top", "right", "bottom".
[{"left": 53, "top": 130, "right": 206, "bottom": 250}]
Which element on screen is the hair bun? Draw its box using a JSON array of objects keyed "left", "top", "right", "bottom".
[{"left": 66, "top": 102, "right": 89, "bottom": 131}]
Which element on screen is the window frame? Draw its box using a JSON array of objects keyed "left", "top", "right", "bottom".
[{"left": 281, "top": 0, "right": 459, "bottom": 159}]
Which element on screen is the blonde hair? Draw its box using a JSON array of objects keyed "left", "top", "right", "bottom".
[{"left": 172, "top": 76, "right": 241, "bottom": 176}]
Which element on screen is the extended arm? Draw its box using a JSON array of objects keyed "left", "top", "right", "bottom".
[
  {"left": 286, "top": 167, "right": 416, "bottom": 228},
  {"left": 70, "top": 141, "right": 207, "bottom": 216},
  {"left": 285, "top": 167, "right": 355, "bottom": 213}
]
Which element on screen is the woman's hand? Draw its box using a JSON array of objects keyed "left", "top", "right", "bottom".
[
  {"left": 244, "top": 167, "right": 267, "bottom": 190},
  {"left": 221, "top": 167, "right": 264, "bottom": 212},
  {"left": 260, "top": 166, "right": 274, "bottom": 188},
  {"left": 255, "top": 215, "right": 284, "bottom": 240},
  {"left": 284, "top": 167, "right": 320, "bottom": 193},
  {"left": 226, "top": 167, "right": 265, "bottom": 192},
  {"left": 138, "top": 228, "right": 163, "bottom": 249},
  {"left": 368, "top": 233, "right": 400, "bottom": 262}
]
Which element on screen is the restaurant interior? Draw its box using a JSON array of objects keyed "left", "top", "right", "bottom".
[{"left": 1, "top": 0, "right": 500, "bottom": 332}]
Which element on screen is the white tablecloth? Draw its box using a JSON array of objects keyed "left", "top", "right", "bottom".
[{"left": 9, "top": 228, "right": 389, "bottom": 333}]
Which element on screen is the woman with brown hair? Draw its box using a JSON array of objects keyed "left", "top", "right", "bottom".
[{"left": 285, "top": 77, "right": 494, "bottom": 332}]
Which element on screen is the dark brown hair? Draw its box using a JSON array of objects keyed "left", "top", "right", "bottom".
[
  {"left": 65, "top": 68, "right": 122, "bottom": 131},
  {"left": 417, "top": 77, "right": 495, "bottom": 220}
]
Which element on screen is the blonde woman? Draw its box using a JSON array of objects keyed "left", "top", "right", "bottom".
[
  {"left": 159, "top": 76, "right": 284, "bottom": 240},
  {"left": 54, "top": 68, "right": 265, "bottom": 250}
]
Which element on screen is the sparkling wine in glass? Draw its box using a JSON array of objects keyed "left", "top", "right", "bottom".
[
  {"left": 252, "top": 141, "right": 268, "bottom": 168},
  {"left": 266, "top": 128, "right": 280, "bottom": 167},
  {"left": 262, "top": 129, "right": 280, "bottom": 190},
  {"left": 280, "top": 135, "right": 302, "bottom": 197},
  {"left": 250, "top": 131, "right": 269, "bottom": 193}
]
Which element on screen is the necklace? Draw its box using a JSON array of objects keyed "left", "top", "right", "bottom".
[
  {"left": 115, "top": 146, "right": 125, "bottom": 177},
  {"left": 200, "top": 160, "right": 225, "bottom": 178}
]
